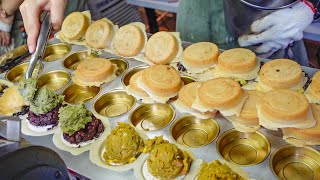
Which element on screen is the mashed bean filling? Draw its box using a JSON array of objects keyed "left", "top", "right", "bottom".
[
  {"left": 62, "top": 116, "right": 104, "bottom": 145},
  {"left": 27, "top": 104, "right": 61, "bottom": 130}
]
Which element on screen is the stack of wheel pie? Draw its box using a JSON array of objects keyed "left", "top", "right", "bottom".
[
  {"left": 58, "top": 11, "right": 320, "bottom": 147},
  {"left": 72, "top": 58, "right": 118, "bottom": 87},
  {"left": 59, "top": 11, "right": 118, "bottom": 50},
  {"left": 172, "top": 43, "right": 320, "bottom": 147},
  {"left": 122, "top": 37, "right": 320, "bottom": 147},
  {"left": 126, "top": 65, "right": 183, "bottom": 104}
]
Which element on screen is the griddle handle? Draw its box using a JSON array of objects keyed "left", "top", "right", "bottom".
[{"left": 0, "top": 116, "right": 21, "bottom": 142}]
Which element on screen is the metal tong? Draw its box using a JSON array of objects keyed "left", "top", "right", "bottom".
[
  {"left": 0, "top": 51, "right": 31, "bottom": 74},
  {"left": 25, "top": 11, "right": 52, "bottom": 79}
]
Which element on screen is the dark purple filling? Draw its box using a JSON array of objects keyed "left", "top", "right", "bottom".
[
  {"left": 63, "top": 117, "right": 104, "bottom": 146},
  {"left": 27, "top": 104, "right": 61, "bottom": 130},
  {"left": 260, "top": 61, "right": 264, "bottom": 68},
  {"left": 13, "top": 106, "right": 29, "bottom": 117},
  {"left": 0, "top": 85, "right": 8, "bottom": 96},
  {"left": 303, "top": 71, "right": 311, "bottom": 91},
  {"left": 177, "top": 62, "right": 187, "bottom": 72}
]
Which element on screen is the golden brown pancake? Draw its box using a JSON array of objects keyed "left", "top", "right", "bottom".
[
  {"left": 283, "top": 103, "right": 320, "bottom": 146},
  {"left": 260, "top": 89, "right": 308, "bottom": 120},
  {"left": 238, "top": 90, "right": 264, "bottom": 123},
  {"left": 140, "top": 65, "right": 182, "bottom": 97},
  {"left": 174, "top": 82, "right": 216, "bottom": 119},
  {"left": 145, "top": 32, "right": 178, "bottom": 64},
  {"left": 129, "top": 71, "right": 149, "bottom": 97},
  {"left": 305, "top": 71, "right": 320, "bottom": 103},
  {"left": 213, "top": 48, "right": 259, "bottom": 80},
  {"left": 178, "top": 82, "right": 202, "bottom": 108},
  {"left": 85, "top": 19, "right": 113, "bottom": 49},
  {"left": 0, "top": 86, "right": 25, "bottom": 116},
  {"left": 258, "top": 59, "right": 303, "bottom": 90},
  {"left": 257, "top": 89, "right": 315, "bottom": 130},
  {"left": 192, "top": 78, "right": 248, "bottom": 116},
  {"left": 61, "top": 12, "right": 89, "bottom": 40},
  {"left": 224, "top": 90, "right": 264, "bottom": 132},
  {"left": 198, "top": 78, "right": 242, "bottom": 109},
  {"left": 183, "top": 42, "right": 219, "bottom": 68},
  {"left": 73, "top": 58, "right": 116, "bottom": 86},
  {"left": 113, "top": 24, "right": 145, "bottom": 57},
  {"left": 217, "top": 48, "right": 256, "bottom": 73}
]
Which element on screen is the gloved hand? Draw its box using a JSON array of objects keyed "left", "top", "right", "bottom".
[{"left": 238, "top": 1, "right": 315, "bottom": 54}]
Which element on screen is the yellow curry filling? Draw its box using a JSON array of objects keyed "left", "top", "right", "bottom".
[
  {"left": 143, "top": 136, "right": 192, "bottom": 179},
  {"left": 234, "top": 78, "right": 248, "bottom": 86},
  {"left": 198, "top": 160, "right": 245, "bottom": 180},
  {"left": 103, "top": 122, "right": 144, "bottom": 165}
]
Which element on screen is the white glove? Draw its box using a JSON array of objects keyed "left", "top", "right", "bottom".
[{"left": 238, "top": 1, "right": 314, "bottom": 54}]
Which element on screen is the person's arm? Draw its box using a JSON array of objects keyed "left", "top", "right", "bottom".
[
  {"left": 0, "top": 0, "right": 24, "bottom": 17},
  {"left": 19, "top": 0, "right": 67, "bottom": 53},
  {"left": 0, "top": 0, "right": 24, "bottom": 45}
]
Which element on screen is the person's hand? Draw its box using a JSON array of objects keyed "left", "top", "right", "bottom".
[
  {"left": 0, "top": 14, "right": 14, "bottom": 46},
  {"left": 0, "top": 31, "right": 10, "bottom": 46},
  {"left": 19, "top": 0, "right": 67, "bottom": 53},
  {"left": 238, "top": 1, "right": 315, "bottom": 55}
]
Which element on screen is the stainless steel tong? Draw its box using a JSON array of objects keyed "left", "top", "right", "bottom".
[{"left": 25, "top": 11, "right": 52, "bottom": 79}]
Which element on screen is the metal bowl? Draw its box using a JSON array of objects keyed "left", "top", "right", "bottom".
[
  {"left": 121, "top": 66, "right": 148, "bottom": 88},
  {"left": 37, "top": 70, "right": 71, "bottom": 91},
  {"left": 5, "top": 62, "right": 43, "bottom": 83},
  {"left": 0, "top": 45, "right": 28, "bottom": 65},
  {"left": 170, "top": 115, "right": 219, "bottom": 147},
  {"left": 216, "top": 129, "right": 270, "bottom": 166},
  {"left": 62, "top": 51, "right": 98, "bottom": 70},
  {"left": 43, "top": 43, "right": 71, "bottom": 62},
  {"left": 270, "top": 145, "right": 320, "bottom": 180},
  {"left": 108, "top": 58, "right": 129, "bottom": 76},
  {"left": 130, "top": 103, "right": 175, "bottom": 131},
  {"left": 93, "top": 90, "right": 136, "bottom": 118},
  {"left": 62, "top": 83, "right": 101, "bottom": 104}
]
